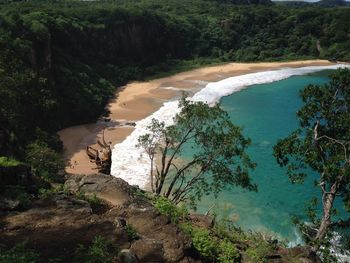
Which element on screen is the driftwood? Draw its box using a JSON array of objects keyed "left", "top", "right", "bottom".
[{"left": 86, "top": 130, "right": 112, "bottom": 174}]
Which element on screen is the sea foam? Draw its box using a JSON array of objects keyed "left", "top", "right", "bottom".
[{"left": 110, "top": 64, "right": 349, "bottom": 188}]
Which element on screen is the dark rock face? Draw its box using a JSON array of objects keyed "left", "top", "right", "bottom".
[
  {"left": 118, "top": 249, "right": 140, "bottom": 263},
  {"left": 0, "top": 197, "right": 20, "bottom": 210},
  {"left": 71, "top": 174, "right": 201, "bottom": 262},
  {"left": 130, "top": 239, "right": 164, "bottom": 262},
  {"left": 0, "top": 164, "right": 32, "bottom": 188},
  {"left": 0, "top": 193, "right": 130, "bottom": 262},
  {"left": 1, "top": 174, "right": 200, "bottom": 262},
  {"left": 125, "top": 203, "right": 193, "bottom": 262},
  {"left": 0, "top": 174, "right": 320, "bottom": 263},
  {"left": 277, "top": 247, "right": 322, "bottom": 263}
]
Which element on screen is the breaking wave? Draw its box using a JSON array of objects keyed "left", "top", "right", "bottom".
[{"left": 111, "top": 64, "right": 349, "bottom": 188}]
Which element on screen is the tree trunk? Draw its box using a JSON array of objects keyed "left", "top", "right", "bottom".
[
  {"left": 156, "top": 175, "right": 165, "bottom": 196},
  {"left": 150, "top": 157, "right": 155, "bottom": 193},
  {"left": 315, "top": 192, "right": 335, "bottom": 242}
]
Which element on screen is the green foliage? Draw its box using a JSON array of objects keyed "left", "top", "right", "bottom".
[
  {"left": 0, "top": 0, "right": 349, "bottom": 161},
  {"left": 217, "top": 239, "right": 240, "bottom": 263},
  {"left": 85, "top": 194, "right": 102, "bottom": 207},
  {"left": 38, "top": 184, "right": 67, "bottom": 199},
  {"left": 153, "top": 197, "right": 188, "bottom": 223},
  {"left": 3, "top": 185, "right": 31, "bottom": 208},
  {"left": 25, "top": 142, "right": 64, "bottom": 183},
  {"left": 245, "top": 238, "right": 273, "bottom": 263},
  {"left": 188, "top": 227, "right": 241, "bottom": 262},
  {"left": 124, "top": 224, "right": 138, "bottom": 241},
  {"left": 274, "top": 69, "right": 350, "bottom": 247},
  {"left": 0, "top": 156, "right": 21, "bottom": 167},
  {"left": 74, "top": 236, "right": 117, "bottom": 263},
  {"left": 0, "top": 242, "right": 39, "bottom": 263},
  {"left": 76, "top": 191, "right": 103, "bottom": 208},
  {"left": 138, "top": 97, "right": 256, "bottom": 206},
  {"left": 192, "top": 228, "right": 217, "bottom": 260}
]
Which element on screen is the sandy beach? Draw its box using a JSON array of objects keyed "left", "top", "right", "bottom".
[{"left": 58, "top": 59, "right": 336, "bottom": 174}]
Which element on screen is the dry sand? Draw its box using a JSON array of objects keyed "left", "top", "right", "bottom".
[{"left": 58, "top": 60, "right": 336, "bottom": 175}]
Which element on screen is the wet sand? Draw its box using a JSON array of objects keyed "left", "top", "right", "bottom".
[{"left": 58, "top": 60, "right": 336, "bottom": 174}]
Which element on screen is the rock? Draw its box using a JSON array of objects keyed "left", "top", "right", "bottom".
[
  {"left": 189, "top": 214, "right": 214, "bottom": 229},
  {"left": 277, "top": 246, "right": 322, "bottom": 263},
  {"left": 130, "top": 238, "right": 164, "bottom": 262},
  {"left": 0, "top": 164, "right": 31, "bottom": 186},
  {"left": 1, "top": 176, "right": 200, "bottom": 263},
  {"left": 126, "top": 202, "right": 192, "bottom": 262},
  {"left": 0, "top": 193, "right": 127, "bottom": 261},
  {"left": 64, "top": 174, "right": 132, "bottom": 206},
  {"left": 0, "top": 197, "right": 20, "bottom": 211},
  {"left": 118, "top": 249, "right": 139, "bottom": 263},
  {"left": 114, "top": 217, "right": 127, "bottom": 228}
]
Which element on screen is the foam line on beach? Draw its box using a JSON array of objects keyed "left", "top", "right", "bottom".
[{"left": 110, "top": 64, "right": 349, "bottom": 188}]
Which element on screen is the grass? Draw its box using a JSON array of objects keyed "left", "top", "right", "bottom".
[
  {"left": 124, "top": 224, "right": 138, "bottom": 241},
  {"left": 0, "top": 242, "right": 38, "bottom": 263},
  {"left": 153, "top": 196, "right": 188, "bottom": 223},
  {"left": 0, "top": 156, "right": 21, "bottom": 167}
]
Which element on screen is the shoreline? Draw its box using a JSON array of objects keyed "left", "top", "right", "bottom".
[{"left": 58, "top": 59, "right": 339, "bottom": 175}]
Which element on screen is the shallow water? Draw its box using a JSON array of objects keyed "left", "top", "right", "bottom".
[{"left": 195, "top": 72, "right": 347, "bottom": 243}]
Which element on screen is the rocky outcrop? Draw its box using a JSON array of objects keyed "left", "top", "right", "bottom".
[
  {"left": 1, "top": 174, "right": 200, "bottom": 262},
  {"left": 65, "top": 173, "right": 132, "bottom": 207},
  {"left": 0, "top": 173, "right": 322, "bottom": 263},
  {"left": 65, "top": 174, "right": 197, "bottom": 262},
  {"left": 0, "top": 192, "right": 130, "bottom": 262}
]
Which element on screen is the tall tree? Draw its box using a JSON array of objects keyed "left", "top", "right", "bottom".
[
  {"left": 137, "top": 97, "right": 256, "bottom": 206},
  {"left": 274, "top": 68, "right": 350, "bottom": 247}
]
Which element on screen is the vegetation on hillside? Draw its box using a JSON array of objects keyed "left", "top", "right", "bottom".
[
  {"left": 0, "top": 0, "right": 349, "bottom": 163},
  {"left": 1, "top": 0, "right": 350, "bottom": 260}
]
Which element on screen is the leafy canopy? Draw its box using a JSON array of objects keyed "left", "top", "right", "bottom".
[
  {"left": 138, "top": 97, "right": 256, "bottom": 206},
  {"left": 274, "top": 68, "right": 350, "bottom": 247}
]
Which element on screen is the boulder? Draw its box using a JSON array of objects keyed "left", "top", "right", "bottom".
[
  {"left": 0, "top": 197, "right": 20, "bottom": 211},
  {"left": 189, "top": 214, "right": 214, "bottom": 229},
  {"left": 126, "top": 201, "right": 192, "bottom": 262},
  {"left": 130, "top": 238, "right": 164, "bottom": 262},
  {"left": 64, "top": 173, "right": 132, "bottom": 206},
  {"left": 118, "top": 249, "right": 140, "bottom": 263}
]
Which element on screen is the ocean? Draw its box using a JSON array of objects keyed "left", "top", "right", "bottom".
[
  {"left": 196, "top": 72, "right": 332, "bottom": 243},
  {"left": 110, "top": 64, "right": 350, "bottom": 249}
]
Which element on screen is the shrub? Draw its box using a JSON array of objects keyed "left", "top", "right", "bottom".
[
  {"left": 0, "top": 242, "right": 39, "bottom": 263},
  {"left": 245, "top": 239, "right": 273, "bottom": 263},
  {"left": 74, "top": 236, "right": 117, "bottom": 263},
  {"left": 0, "top": 156, "right": 21, "bottom": 167},
  {"left": 179, "top": 222, "right": 193, "bottom": 235},
  {"left": 217, "top": 239, "right": 240, "bottom": 263},
  {"left": 25, "top": 142, "right": 64, "bottom": 183},
  {"left": 192, "top": 229, "right": 216, "bottom": 260},
  {"left": 3, "top": 185, "right": 31, "bottom": 208},
  {"left": 153, "top": 197, "right": 188, "bottom": 223},
  {"left": 124, "top": 224, "right": 138, "bottom": 241}
]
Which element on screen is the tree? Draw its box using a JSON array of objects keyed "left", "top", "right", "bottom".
[
  {"left": 25, "top": 141, "right": 64, "bottom": 183},
  {"left": 273, "top": 68, "right": 350, "bottom": 247},
  {"left": 137, "top": 97, "right": 256, "bottom": 206}
]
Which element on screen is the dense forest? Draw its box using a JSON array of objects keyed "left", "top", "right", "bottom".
[
  {"left": 0, "top": 0, "right": 349, "bottom": 162},
  {"left": 0, "top": 1, "right": 350, "bottom": 261}
]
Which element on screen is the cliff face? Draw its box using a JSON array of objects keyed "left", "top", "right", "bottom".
[
  {"left": 0, "top": 174, "right": 199, "bottom": 263},
  {"left": 0, "top": 173, "right": 321, "bottom": 263}
]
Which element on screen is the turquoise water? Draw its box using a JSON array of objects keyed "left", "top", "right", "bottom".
[{"left": 195, "top": 71, "right": 343, "bottom": 243}]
